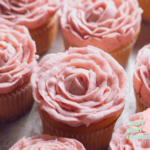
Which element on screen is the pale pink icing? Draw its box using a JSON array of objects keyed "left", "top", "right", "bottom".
[
  {"left": 59, "top": 0, "right": 142, "bottom": 52},
  {"left": 0, "top": 0, "right": 59, "bottom": 29},
  {"left": 9, "top": 135, "right": 85, "bottom": 150},
  {"left": 0, "top": 18, "right": 37, "bottom": 94},
  {"left": 142, "top": 109, "right": 150, "bottom": 135},
  {"left": 133, "top": 44, "right": 150, "bottom": 105},
  {"left": 110, "top": 108, "right": 150, "bottom": 150},
  {"left": 31, "top": 46, "right": 128, "bottom": 127}
]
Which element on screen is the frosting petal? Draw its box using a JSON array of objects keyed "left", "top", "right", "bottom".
[
  {"left": 9, "top": 135, "right": 85, "bottom": 150},
  {"left": 59, "top": 0, "right": 142, "bottom": 52},
  {"left": 31, "top": 46, "right": 128, "bottom": 127},
  {"left": 133, "top": 44, "right": 150, "bottom": 105},
  {"left": 0, "top": 18, "right": 37, "bottom": 94},
  {"left": 110, "top": 108, "right": 150, "bottom": 150},
  {"left": 0, "top": 0, "right": 59, "bottom": 29}
]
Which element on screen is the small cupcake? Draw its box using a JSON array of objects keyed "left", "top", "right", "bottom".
[
  {"left": 9, "top": 135, "right": 85, "bottom": 150},
  {"left": 59, "top": 0, "right": 142, "bottom": 67},
  {"left": 0, "top": 19, "right": 37, "bottom": 122},
  {"left": 0, "top": 0, "right": 59, "bottom": 55},
  {"left": 31, "top": 46, "right": 128, "bottom": 150},
  {"left": 138, "top": 0, "right": 150, "bottom": 23},
  {"left": 133, "top": 44, "right": 150, "bottom": 112},
  {"left": 110, "top": 108, "right": 150, "bottom": 150}
]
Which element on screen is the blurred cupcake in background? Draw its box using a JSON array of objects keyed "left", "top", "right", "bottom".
[
  {"left": 0, "top": 19, "right": 38, "bottom": 122},
  {"left": 133, "top": 44, "right": 150, "bottom": 112},
  {"left": 110, "top": 108, "right": 150, "bottom": 150},
  {"left": 31, "top": 45, "right": 128, "bottom": 150},
  {"left": 10, "top": 135, "right": 85, "bottom": 150},
  {"left": 59, "top": 0, "right": 142, "bottom": 67},
  {"left": 0, "top": 0, "right": 60, "bottom": 55},
  {"left": 138, "top": 0, "right": 150, "bottom": 23}
]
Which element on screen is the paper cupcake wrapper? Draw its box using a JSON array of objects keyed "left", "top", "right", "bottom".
[
  {"left": 138, "top": 0, "right": 150, "bottom": 4},
  {"left": 39, "top": 111, "right": 116, "bottom": 150},
  {"left": 64, "top": 36, "right": 136, "bottom": 67},
  {"left": 102, "top": 25, "right": 140, "bottom": 67},
  {"left": 108, "top": 37, "right": 137, "bottom": 67},
  {"left": 30, "top": 14, "right": 58, "bottom": 55},
  {"left": 63, "top": 37, "right": 75, "bottom": 50},
  {"left": 138, "top": 0, "right": 150, "bottom": 23},
  {"left": 63, "top": 26, "right": 140, "bottom": 67},
  {"left": 0, "top": 82, "right": 34, "bottom": 122},
  {"left": 134, "top": 89, "right": 150, "bottom": 112}
]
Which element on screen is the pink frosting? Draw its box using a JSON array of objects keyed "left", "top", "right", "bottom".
[
  {"left": 0, "top": 18, "right": 37, "bottom": 94},
  {"left": 0, "top": 0, "right": 59, "bottom": 29},
  {"left": 9, "top": 135, "right": 85, "bottom": 150},
  {"left": 133, "top": 44, "right": 150, "bottom": 105},
  {"left": 31, "top": 46, "right": 128, "bottom": 127},
  {"left": 142, "top": 109, "right": 150, "bottom": 135},
  {"left": 59, "top": 0, "right": 142, "bottom": 52},
  {"left": 110, "top": 108, "right": 150, "bottom": 150}
]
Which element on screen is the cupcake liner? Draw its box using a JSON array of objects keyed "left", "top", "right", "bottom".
[
  {"left": 138, "top": 0, "right": 150, "bottom": 23},
  {"left": 0, "top": 81, "right": 34, "bottom": 122},
  {"left": 63, "top": 36, "right": 136, "bottom": 67},
  {"left": 108, "top": 34, "right": 138, "bottom": 67},
  {"left": 63, "top": 37, "right": 75, "bottom": 50},
  {"left": 63, "top": 26, "right": 140, "bottom": 67},
  {"left": 134, "top": 89, "right": 150, "bottom": 112},
  {"left": 138, "top": 0, "right": 150, "bottom": 4},
  {"left": 30, "top": 14, "right": 58, "bottom": 55},
  {"left": 42, "top": 117, "right": 115, "bottom": 150},
  {"left": 38, "top": 108, "right": 117, "bottom": 150}
]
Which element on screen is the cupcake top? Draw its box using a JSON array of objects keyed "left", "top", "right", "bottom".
[
  {"left": 110, "top": 108, "right": 150, "bottom": 150},
  {"left": 59, "top": 0, "right": 142, "bottom": 52},
  {"left": 133, "top": 44, "right": 150, "bottom": 105},
  {"left": 9, "top": 135, "right": 85, "bottom": 150},
  {"left": 0, "top": 19, "right": 37, "bottom": 94},
  {"left": 0, "top": 0, "right": 59, "bottom": 29},
  {"left": 31, "top": 46, "right": 128, "bottom": 127}
]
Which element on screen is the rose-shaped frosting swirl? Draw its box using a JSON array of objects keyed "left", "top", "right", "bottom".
[
  {"left": 9, "top": 135, "right": 85, "bottom": 150},
  {"left": 133, "top": 44, "right": 150, "bottom": 105},
  {"left": 110, "top": 109, "right": 150, "bottom": 150},
  {"left": 0, "top": 0, "right": 59, "bottom": 29},
  {"left": 60, "top": 0, "right": 142, "bottom": 52},
  {"left": 31, "top": 46, "right": 128, "bottom": 127},
  {"left": 0, "top": 19, "right": 37, "bottom": 94}
]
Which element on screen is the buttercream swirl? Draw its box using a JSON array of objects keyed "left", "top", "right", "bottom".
[
  {"left": 133, "top": 44, "right": 150, "bottom": 105},
  {"left": 60, "top": 0, "right": 142, "bottom": 52},
  {"left": 110, "top": 109, "right": 150, "bottom": 150},
  {"left": 31, "top": 46, "right": 128, "bottom": 127},
  {"left": 0, "top": 0, "right": 59, "bottom": 29},
  {"left": 9, "top": 135, "right": 85, "bottom": 150},
  {"left": 0, "top": 19, "right": 37, "bottom": 94}
]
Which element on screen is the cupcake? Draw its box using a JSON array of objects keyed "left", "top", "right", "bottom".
[
  {"left": 9, "top": 134, "right": 85, "bottom": 150},
  {"left": 0, "top": 19, "right": 37, "bottom": 122},
  {"left": 31, "top": 46, "right": 128, "bottom": 150},
  {"left": 0, "top": 0, "right": 59, "bottom": 55},
  {"left": 59, "top": 0, "right": 142, "bottom": 67},
  {"left": 138, "top": 0, "right": 150, "bottom": 23},
  {"left": 133, "top": 44, "right": 150, "bottom": 112},
  {"left": 110, "top": 108, "right": 150, "bottom": 150}
]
